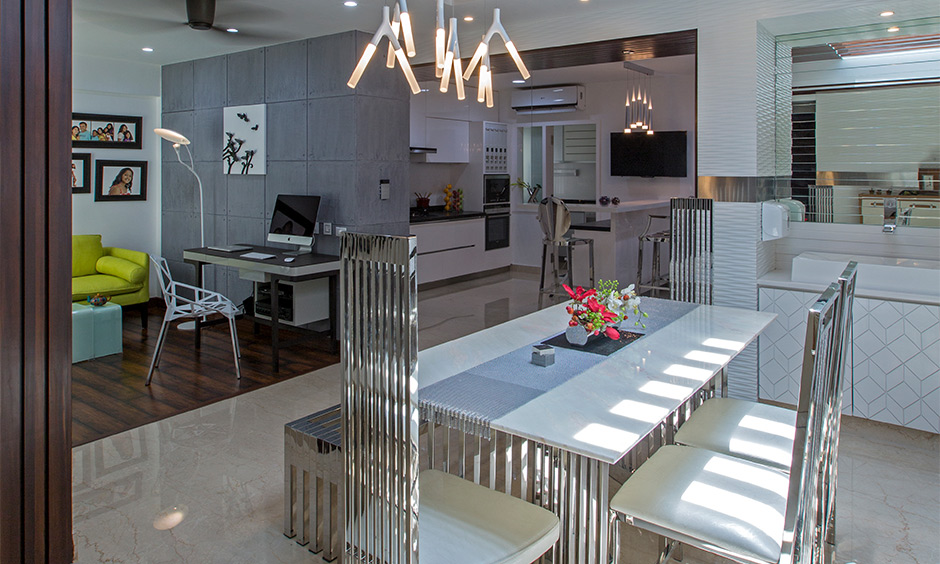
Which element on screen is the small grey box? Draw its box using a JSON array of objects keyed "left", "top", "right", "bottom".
[{"left": 531, "top": 344, "right": 555, "bottom": 367}]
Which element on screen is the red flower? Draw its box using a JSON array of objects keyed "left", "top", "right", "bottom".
[
  {"left": 605, "top": 326, "right": 621, "bottom": 340},
  {"left": 586, "top": 297, "right": 603, "bottom": 312}
]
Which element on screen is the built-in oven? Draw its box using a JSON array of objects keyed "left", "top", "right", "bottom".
[
  {"left": 484, "top": 204, "right": 510, "bottom": 250},
  {"left": 484, "top": 174, "right": 511, "bottom": 205}
]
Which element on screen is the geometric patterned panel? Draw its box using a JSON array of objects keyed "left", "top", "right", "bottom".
[{"left": 759, "top": 288, "right": 939, "bottom": 434}]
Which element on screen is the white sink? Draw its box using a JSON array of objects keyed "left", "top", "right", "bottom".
[{"left": 791, "top": 252, "right": 940, "bottom": 297}]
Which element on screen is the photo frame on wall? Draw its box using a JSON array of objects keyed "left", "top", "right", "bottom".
[
  {"left": 918, "top": 168, "right": 939, "bottom": 191},
  {"left": 222, "top": 103, "right": 266, "bottom": 175},
  {"left": 95, "top": 160, "right": 148, "bottom": 202},
  {"left": 72, "top": 112, "right": 142, "bottom": 150},
  {"left": 71, "top": 153, "right": 91, "bottom": 194}
]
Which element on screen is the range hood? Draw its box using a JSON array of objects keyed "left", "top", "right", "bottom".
[{"left": 409, "top": 146, "right": 438, "bottom": 154}]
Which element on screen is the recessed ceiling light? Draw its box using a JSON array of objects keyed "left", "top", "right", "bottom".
[
  {"left": 512, "top": 79, "right": 526, "bottom": 84},
  {"left": 887, "top": 26, "right": 900, "bottom": 32},
  {"left": 880, "top": 10, "right": 894, "bottom": 16},
  {"left": 142, "top": 47, "right": 154, "bottom": 52},
  {"left": 226, "top": 28, "right": 238, "bottom": 33},
  {"left": 463, "top": 15, "right": 473, "bottom": 22},
  {"left": 344, "top": 0, "right": 358, "bottom": 6}
]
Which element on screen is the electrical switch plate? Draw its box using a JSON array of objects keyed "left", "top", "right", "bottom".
[
  {"left": 379, "top": 178, "right": 390, "bottom": 200},
  {"left": 335, "top": 226, "right": 347, "bottom": 235},
  {"left": 323, "top": 222, "right": 332, "bottom": 236}
]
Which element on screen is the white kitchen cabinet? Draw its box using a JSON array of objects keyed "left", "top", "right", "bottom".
[
  {"left": 425, "top": 117, "right": 470, "bottom": 163},
  {"left": 410, "top": 219, "right": 484, "bottom": 284}
]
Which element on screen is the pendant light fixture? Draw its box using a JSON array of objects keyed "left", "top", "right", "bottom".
[
  {"left": 347, "top": 5, "right": 420, "bottom": 94},
  {"left": 439, "top": 17, "right": 466, "bottom": 100},
  {"left": 623, "top": 61, "right": 654, "bottom": 135},
  {"left": 386, "top": 3, "right": 401, "bottom": 68},
  {"left": 434, "top": 0, "right": 445, "bottom": 78},
  {"left": 398, "top": 0, "right": 416, "bottom": 57},
  {"left": 463, "top": 7, "right": 530, "bottom": 98}
]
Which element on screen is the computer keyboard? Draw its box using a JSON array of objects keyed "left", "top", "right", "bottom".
[{"left": 240, "top": 252, "right": 276, "bottom": 260}]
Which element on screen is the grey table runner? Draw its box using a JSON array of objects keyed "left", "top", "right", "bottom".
[{"left": 419, "top": 298, "right": 699, "bottom": 437}]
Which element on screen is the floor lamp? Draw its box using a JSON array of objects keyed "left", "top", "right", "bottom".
[{"left": 155, "top": 127, "right": 205, "bottom": 331}]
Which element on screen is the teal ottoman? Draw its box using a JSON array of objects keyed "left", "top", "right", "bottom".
[
  {"left": 91, "top": 302, "right": 123, "bottom": 358},
  {"left": 71, "top": 303, "right": 94, "bottom": 363}
]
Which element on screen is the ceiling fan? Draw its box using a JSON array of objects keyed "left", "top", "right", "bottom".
[{"left": 76, "top": 0, "right": 286, "bottom": 40}]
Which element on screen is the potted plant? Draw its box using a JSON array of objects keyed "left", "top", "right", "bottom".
[{"left": 511, "top": 177, "right": 542, "bottom": 204}]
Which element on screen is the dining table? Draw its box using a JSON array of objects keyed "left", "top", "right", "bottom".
[{"left": 416, "top": 297, "right": 776, "bottom": 563}]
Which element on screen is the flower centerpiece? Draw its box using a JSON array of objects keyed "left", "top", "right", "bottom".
[{"left": 563, "top": 281, "right": 647, "bottom": 346}]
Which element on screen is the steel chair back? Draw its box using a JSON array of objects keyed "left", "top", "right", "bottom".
[
  {"left": 781, "top": 282, "right": 841, "bottom": 563},
  {"left": 537, "top": 197, "right": 572, "bottom": 243},
  {"left": 340, "top": 233, "right": 419, "bottom": 564},
  {"left": 669, "top": 197, "right": 713, "bottom": 304}
]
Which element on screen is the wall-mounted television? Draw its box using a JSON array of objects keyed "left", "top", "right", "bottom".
[{"left": 610, "top": 131, "right": 687, "bottom": 177}]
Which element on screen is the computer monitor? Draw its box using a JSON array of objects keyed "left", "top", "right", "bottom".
[{"left": 268, "top": 195, "right": 320, "bottom": 254}]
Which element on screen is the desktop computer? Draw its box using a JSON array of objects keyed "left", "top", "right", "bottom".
[{"left": 268, "top": 194, "right": 320, "bottom": 255}]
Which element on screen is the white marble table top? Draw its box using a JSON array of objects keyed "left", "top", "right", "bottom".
[{"left": 417, "top": 302, "right": 776, "bottom": 464}]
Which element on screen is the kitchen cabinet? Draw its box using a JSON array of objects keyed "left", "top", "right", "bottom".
[
  {"left": 425, "top": 118, "right": 469, "bottom": 163},
  {"left": 861, "top": 196, "right": 940, "bottom": 227},
  {"left": 411, "top": 219, "right": 483, "bottom": 284}
]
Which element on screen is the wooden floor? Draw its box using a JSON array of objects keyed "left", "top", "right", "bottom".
[{"left": 70, "top": 306, "right": 339, "bottom": 447}]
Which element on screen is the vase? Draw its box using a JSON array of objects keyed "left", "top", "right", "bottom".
[{"left": 565, "top": 325, "right": 591, "bottom": 346}]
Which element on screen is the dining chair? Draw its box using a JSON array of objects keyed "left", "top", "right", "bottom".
[
  {"left": 608, "top": 281, "right": 843, "bottom": 564},
  {"left": 669, "top": 197, "right": 713, "bottom": 305},
  {"left": 671, "top": 262, "right": 856, "bottom": 563},
  {"left": 636, "top": 213, "right": 670, "bottom": 297},
  {"left": 341, "top": 232, "right": 560, "bottom": 564},
  {"left": 537, "top": 196, "right": 595, "bottom": 307},
  {"left": 147, "top": 256, "right": 241, "bottom": 385}
]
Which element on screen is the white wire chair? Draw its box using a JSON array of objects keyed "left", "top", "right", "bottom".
[{"left": 147, "top": 257, "right": 241, "bottom": 385}]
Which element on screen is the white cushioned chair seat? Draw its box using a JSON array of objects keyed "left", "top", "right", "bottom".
[
  {"left": 418, "top": 469, "right": 560, "bottom": 564},
  {"left": 674, "top": 398, "right": 796, "bottom": 471},
  {"left": 610, "top": 445, "right": 788, "bottom": 564}
]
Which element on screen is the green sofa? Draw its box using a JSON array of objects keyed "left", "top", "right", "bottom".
[{"left": 72, "top": 234, "right": 149, "bottom": 328}]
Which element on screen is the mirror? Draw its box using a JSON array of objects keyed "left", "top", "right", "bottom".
[{"left": 773, "top": 17, "right": 940, "bottom": 227}]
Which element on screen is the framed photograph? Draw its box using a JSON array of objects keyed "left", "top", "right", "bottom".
[
  {"left": 95, "top": 160, "right": 148, "bottom": 202},
  {"left": 918, "top": 168, "right": 939, "bottom": 191},
  {"left": 71, "top": 153, "right": 91, "bottom": 194},
  {"left": 72, "top": 112, "right": 142, "bottom": 150},
  {"left": 222, "top": 103, "right": 266, "bottom": 175}
]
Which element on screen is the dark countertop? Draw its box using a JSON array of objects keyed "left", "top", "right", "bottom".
[
  {"left": 410, "top": 206, "right": 486, "bottom": 224},
  {"left": 570, "top": 219, "right": 611, "bottom": 232}
]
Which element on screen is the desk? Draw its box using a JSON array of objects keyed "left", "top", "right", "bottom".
[
  {"left": 183, "top": 246, "right": 340, "bottom": 371},
  {"left": 417, "top": 298, "right": 775, "bottom": 562}
]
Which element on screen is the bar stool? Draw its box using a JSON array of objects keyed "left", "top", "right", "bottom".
[
  {"left": 537, "top": 197, "right": 595, "bottom": 307},
  {"left": 636, "top": 214, "right": 669, "bottom": 297}
]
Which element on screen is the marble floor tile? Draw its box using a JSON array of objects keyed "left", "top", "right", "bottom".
[{"left": 73, "top": 272, "right": 939, "bottom": 563}]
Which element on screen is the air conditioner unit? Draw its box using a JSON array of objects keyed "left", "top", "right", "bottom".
[{"left": 511, "top": 85, "right": 585, "bottom": 114}]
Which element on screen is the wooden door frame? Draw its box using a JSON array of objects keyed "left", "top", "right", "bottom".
[{"left": 0, "top": 0, "right": 74, "bottom": 561}]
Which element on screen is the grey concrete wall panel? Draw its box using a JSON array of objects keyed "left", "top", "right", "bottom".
[
  {"left": 161, "top": 210, "right": 200, "bottom": 278},
  {"left": 226, "top": 174, "right": 266, "bottom": 218},
  {"left": 307, "top": 161, "right": 357, "bottom": 223},
  {"left": 227, "top": 48, "right": 265, "bottom": 106},
  {"left": 205, "top": 213, "right": 228, "bottom": 249},
  {"left": 225, "top": 268, "right": 254, "bottom": 305},
  {"left": 356, "top": 96, "right": 409, "bottom": 162},
  {"left": 355, "top": 160, "right": 409, "bottom": 224},
  {"left": 352, "top": 31, "right": 411, "bottom": 100},
  {"left": 160, "top": 112, "right": 194, "bottom": 162},
  {"left": 194, "top": 162, "right": 227, "bottom": 216},
  {"left": 227, "top": 216, "right": 266, "bottom": 249},
  {"left": 265, "top": 40, "right": 308, "bottom": 103},
  {"left": 162, "top": 61, "right": 194, "bottom": 112},
  {"left": 307, "top": 32, "right": 358, "bottom": 99},
  {"left": 194, "top": 55, "right": 227, "bottom": 110},
  {"left": 165, "top": 259, "right": 195, "bottom": 287},
  {"left": 264, "top": 162, "right": 308, "bottom": 219},
  {"left": 350, "top": 221, "right": 410, "bottom": 237},
  {"left": 192, "top": 108, "right": 223, "bottom": 162},
  {"left": 161, "top": 162, "right": 198, "bottom": 214},
  {"left": 267, "top": 101, "right": 307, "bottom": 161},
  {"left": 307, "top": 97, "right": 356, "bottom": 161}
]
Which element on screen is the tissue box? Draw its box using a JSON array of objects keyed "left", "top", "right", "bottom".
[{"left": 531, "top": 344, "right": 555, "bottom": 367}]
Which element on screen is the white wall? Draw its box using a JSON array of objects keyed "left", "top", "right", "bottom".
[{"left": 73, "top": 54, "right": 162, "bottom": 296}]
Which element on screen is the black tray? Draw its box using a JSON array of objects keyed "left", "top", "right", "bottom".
[{"left": 541, "top": 330, "right": 644, "bottom": 356}]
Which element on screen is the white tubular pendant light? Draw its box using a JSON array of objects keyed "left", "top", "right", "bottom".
[
  {"left": 462, "top": 8, "right": 529, "bottom": 82},
  {"left": 386, "top": 3, "right": 401, "bottom": 68},
  {"left": 398, "top": 0, "right": 416, "bottom": 57},
  {"left": 348, "top": 5, "right": 420, "bottom": 95},
  {"left": 484, "top": 53, "right": 494, "bottom": 108},
  {"left": 440, "top": 18, "right": 465, "bottom": 100},
  {"left": 434, "top": 0, "right": 445, "bottom": 78},
  {"left": 623, "top": 61, "right": 654, "bottom": 134}
]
